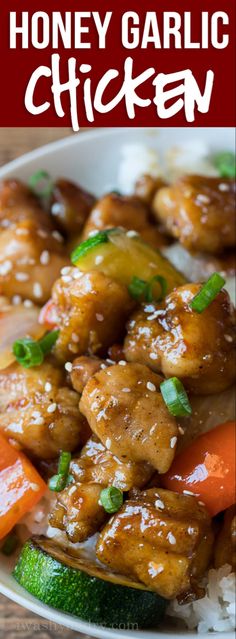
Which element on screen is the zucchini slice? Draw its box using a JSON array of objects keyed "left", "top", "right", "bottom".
[
  {"left": 13, "top": 537, "right": 167, "bottom": 628},
  {"left": 71, "top": 229, "right": 185, "bottom": 294}
]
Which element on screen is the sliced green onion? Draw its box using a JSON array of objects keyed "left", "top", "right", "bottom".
[
  {"left": 128, "top": 275, "right": 167, "bottom": 303},
  {"left": 128, "top": 276, "right": 147, "bottom": 300},
  {"left": 100, "top": 486, "right": 123, "bottom": 514},
  {"left": 160, "top": 377, "right": 192, "bottom": 417},
  {"left": 213, "top": 151, "right": 235, "bottom": 178},
  {"left": 29, "top": 170, "right": 53, "bottom": 198},
  {"left": 145, "top": 275, "right": 167, "bottom": 303},
  {"left": 1, "top": 532, "right": 18, "bottom": 556},
  {"left": 13, "top": 337, "right": 44, "bottom": 368},
  {"left": 48, "top": 451, "right": 72, "bottom": 492},
  {"left": 71, "top": 231, "right": 110, "bottom": 263},
  {"left": 39, "top": 329, "right": 59, "bottom": 355},
  {"left": 13, "top": 330, "right": 59, "bottom": 368},
  {"left": 190, "top": 273, "right": 225, "bottom": 313}
]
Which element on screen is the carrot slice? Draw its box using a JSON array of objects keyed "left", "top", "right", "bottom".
[
  {"left": 0, "top": 434, "right": 46, "bottom": 539},
  {"left": 162, "top": 421, "right": 236, "bottom": 516}
]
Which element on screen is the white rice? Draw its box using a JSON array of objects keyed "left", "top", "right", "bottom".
[
  {"left": 118, "top": 139, "right": 219, "bottom": 194},
  {"left": 168, "top": 564, "right": 236, "bottom": 633}
]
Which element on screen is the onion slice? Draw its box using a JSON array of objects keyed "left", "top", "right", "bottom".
[{"left": 0, "top": 297, "right": 46, "bottom": 370}]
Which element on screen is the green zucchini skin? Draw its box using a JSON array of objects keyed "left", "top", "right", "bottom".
[{"left": 13, "top": 539, "right": 167, "bottom": 629}]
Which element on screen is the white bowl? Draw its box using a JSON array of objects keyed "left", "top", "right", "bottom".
[{"left": 0, "top": 127, "right": 234, "bottom": 639}]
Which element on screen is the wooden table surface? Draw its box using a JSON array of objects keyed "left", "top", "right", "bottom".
[{"left": 0, "top": 127, "right": 91, "bottom": 639}]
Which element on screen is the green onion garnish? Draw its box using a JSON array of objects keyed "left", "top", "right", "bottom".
[
  {"left": 213, "top": 151, "right": 235, "bottom": 178},
  {"left": 48, "top": 451, "right": 72, "bottom": 492},
  {"left": 189, "top": 273, "right": 225, "bottom": 313},
  {"left": 1, "top": 532, "right": 18, "bottom": 556},
  {"left": 100, "top": 486, "right": 123, "bottom": 514},
  {"left": 128, "top": 275, "right": 167, "bottom": 303},
  {"left": 160, "top": 377, "right": 192, "bottom": 417},
  {"left": 13, "top": 329, "right": 59, "bottom": 368},
  {"left": 71, "top": 230, "right": 110, "bottom": 263},
  {"left": 29, "top": 170, "right": 53, "bottom": 198}
]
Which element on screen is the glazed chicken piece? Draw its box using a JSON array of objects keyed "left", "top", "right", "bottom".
[
  {"left": 82, "top": 193, "right": 167, "bottom": 250},
  {"left": 0, "top": 178, "right": 51, "bottom": 230},
  {"left": 70, "top": 355, "right": 104, "bottom": 394},
  {"left": 0, "top": 219, "right": 68, "bottom": 304},
  {"left": 0, "top": 360, "right": 86, "bottom": 459},
  {"left": 80, "top": 362, "right": 178, "bottom": 473},
  {"left": 214, "top": 506, "right": 236, "bottom": 570},
  {"left": 50, "top": 178, "right": 95, "bottom": 236},
  {"left": 52, "top": 268, "right": 134, "bottom": 362},
  {"left": 135, "top": 174, "right": 166, "bottom": 206},
  {"left": 96, "top": 487, "right": 213, "bottom": 600},
  {"left": 49, "top": 435, "right": 153, "bottom": 542},
  {"left": 153, "top": 175, "right": 236, "bottom": 253},
  {"left": 124, "top": 284, "right": 236, "bottom": 394}
]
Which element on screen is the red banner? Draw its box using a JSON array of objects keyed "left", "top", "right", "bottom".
[{"left": 0, "top": 0, "right": 235, "bottom": 128}]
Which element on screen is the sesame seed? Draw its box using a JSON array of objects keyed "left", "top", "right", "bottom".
[
  {"left": 23, "top": 299, "right": 33, "bottom": 308},
  {"left": 96, "top": 313, "right": 104, "bottom": 322},
  {"left": 15, "top": 227, "right": 29, "bottom": 235},
  {"left": 105, "top": 438, "right": 111, "bottom": 449},
  {"left": 167, "top": 532, "right": 176, "bottom": 545},
  {"left": 183, "top": 490, "right": 195, "bottom": 496},
  {"left": 198, "top": 500, "right": 205, "bottom": 506},
  {"left": 95, "top": 255, "right": 104, "bottom": 265},
  {"left": 126, "top": 230, "right": 139, "bottom": 238},
  {"left": 61, "top": 266, "right": 71, "bottom": 275},
  {"left": 12, "top": 294, "right": 22, "bottom": 305},
  {"left": 0, "top": 260, "right": 12, "bottom": 275},
  {"left": 72, "top": 333, "right": 79, "bottom": 343},
  {"left": 100, "top": 363, "right": 107, "bottom": 370},
  {"left": 52, "top": 230, "right": 63, "bottom": 242},
  {"left": 40, "top": 250, "right": 50, "bottom": 265},
  {"left": 73, "top": 269, "right": 83, "bottom": 279},
  {"left": 147, "top": 381, "right": 156, "bottom": 392},
  {"left": 45, "top": 382, "right": 52, "bottom": 392},
  {"left": 37, "top": 229, "right": 48, "bottom": 239},
  {"left": 150, "top": 352, "right": 158, "bottom": 360},
  {"left": 65, "top": 362, "right": 73, "bottom": 372},
  {"left": 30, "top": 482, "right": 40, "bottom": 492},
  {"left": 47, "top": 403, "right": 57, "bottom": 413},
  {"left": 118, "top": 360, "right": 127, "bottom": 366},
  {"left": 148, "top": 562, "right": 164, "bottom": 577},
  {"left": 31, "top": 411, "right": 44, "bottom": 425},
  {"left": 155, "top": 499, "right": 165, "bottom": 510},
  {"left": 68, "top": 343, "right": 79, "bottom": 353},
  {"left": 15, "top": 272, "right": 29, "bottom": 282},
  {"left": 178, "top": 426, "right": 185, "bottom": 435},
  {"left": 122, "top": 388, "right": 131, "bottom": 392},
  {"left": 33, "top": 282, "right": 43, "bottom": 298},
  {"left": 224, "top": 334, "right": 233, "bottom": 343},
  {"left": 170, "top": 436, "right": 177, "bottom": 449},
  {"left": 196, "top": 194, "right": 210, "bottom": 204},
  {"left": 218, "top": 183, "right": 229, "bottom": 191}
]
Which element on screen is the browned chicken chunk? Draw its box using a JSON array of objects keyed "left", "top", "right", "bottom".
[
  {"left": 70, "top": 355, "right": 104, "bottom": 394},
  {"left": 80, "top": 362, "right": 178, "bottom": 473},
  {"left": 96, "top": 487, "right": 213, "bottom": 600},
  {"left": 52, "top": 269, "right": 134, "bottom": 362},
  {"left": 124, "top": 284, "right": 236, "bottom": 394},
  {"left": 0, "top": 361, "right": 86, "bottom": 459},
  {"left": 214, "top": 506, "right": 236, "bottom": 570},
  {"left": 82, "top": 193, "right": 167, "bottom": 250},
  {"left": 135, "top": 174, "right": 166, "bottom": 206},
  {"left": 0, "top": 219, "right": 68, "bottom": 304},
  {"left": 0, "top": 178, "right": 51, "bottom": 230},
  {"left": 153, "top": 176, "right": 236, "bottom": 253},
  {"left": 50, "top": 178, "right": 95, "bottom": 236},
  {"left": 49, "top": 435, "right": 153, "bottom": 542}
]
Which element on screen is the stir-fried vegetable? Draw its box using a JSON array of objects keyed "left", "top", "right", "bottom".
[
  {"left": 48, "top": 451, "right": 72, "bottom": 492},
  {"left": 29, "top": 170, "right": 53, "bottom": 198},
  {"left": 128, "top": 275, "right": 167, "bottom": 303},
  {"left": 13, "top": 329, "right": 59, "bottom": 368},
  {"left": 0, "top": 433, "right": 46, "bottom": 540},
  {"left": 190, "top": 273, "right": 226, "bottom": 313},
  {"left": 160, "top": 377, "right": 192, "bottom": 417},
  {"left": 71, "top": 229, "right": 185, "bottom": 294},
  {"left": 162, "top": 421, "right": 236, "bottom": 516},
  {"left": 100, "top": 486, "right": 123, "bottom": 514},
  {"left": 213, "top": 151, "right": 236, "bottom": 178}
]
